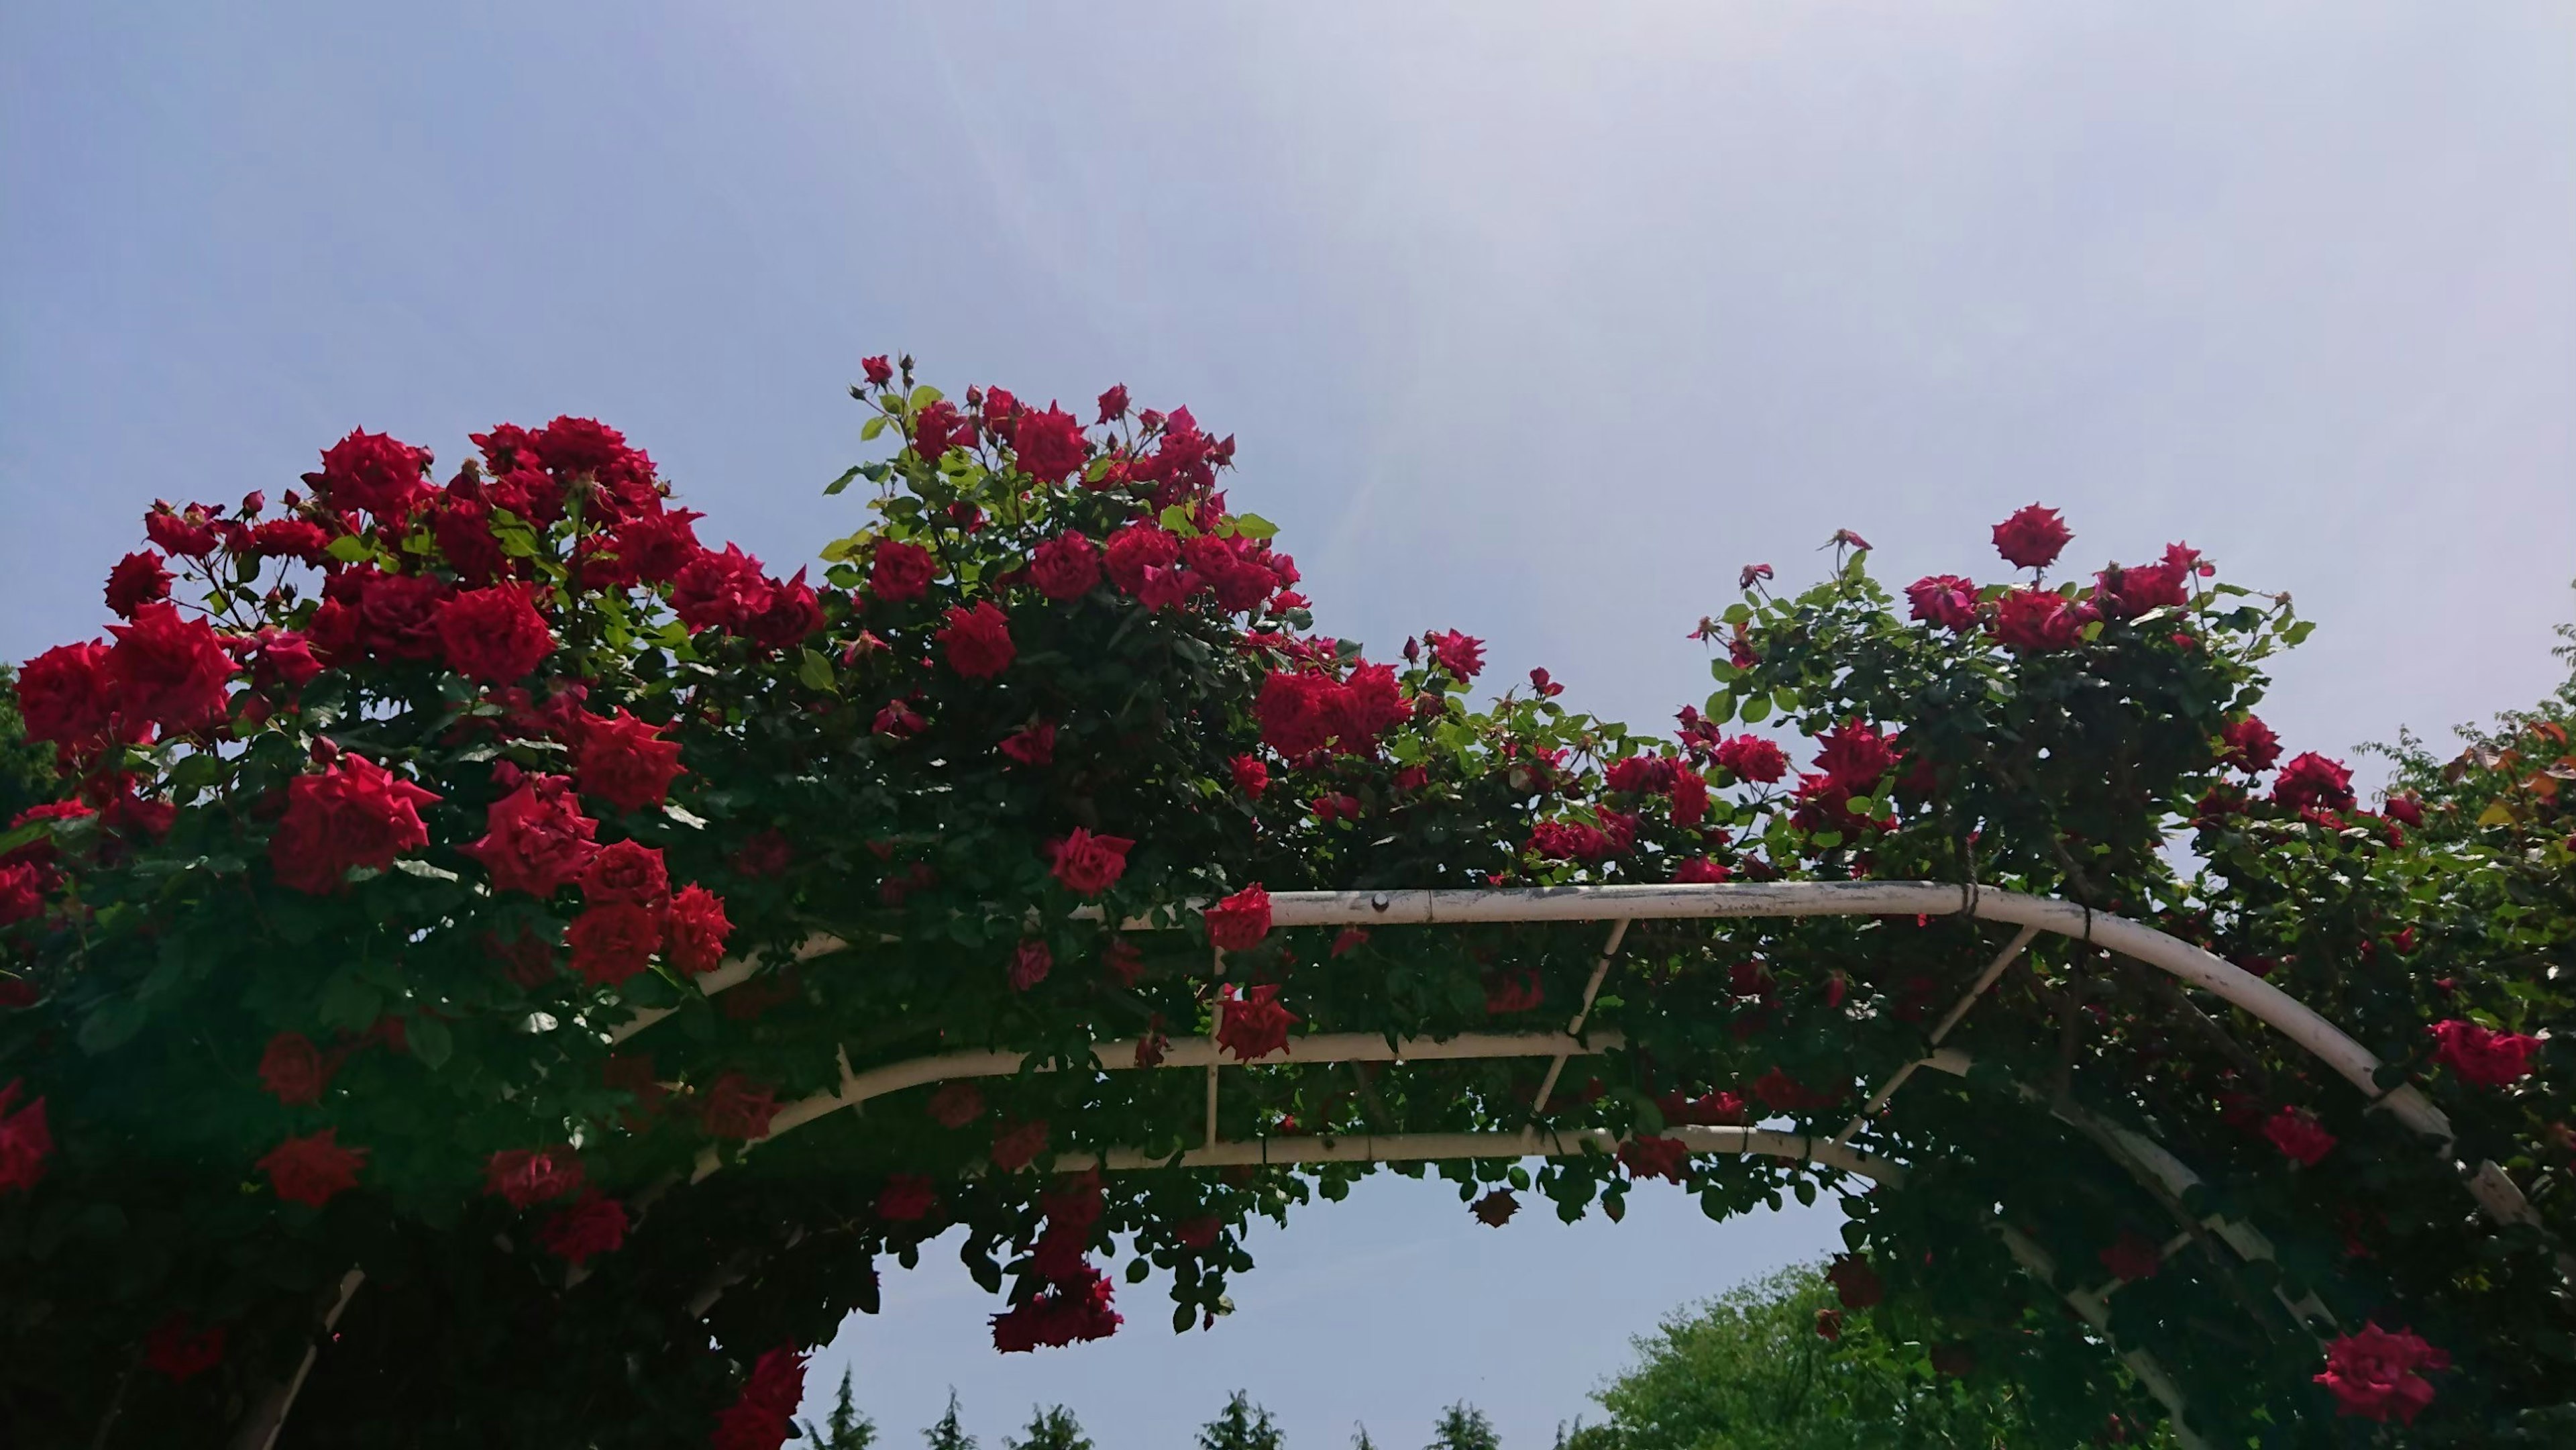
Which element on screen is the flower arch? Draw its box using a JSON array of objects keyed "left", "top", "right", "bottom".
[{"left": 1, "top": 366, "right": 2567, "bottom": 1448}]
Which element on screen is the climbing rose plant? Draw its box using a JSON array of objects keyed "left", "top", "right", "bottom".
[{"left": 0, "top": 362, "right": 2569, "bottom": 1447}]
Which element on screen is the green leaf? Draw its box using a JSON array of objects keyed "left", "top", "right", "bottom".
[
  {"left": 907, "top": 384, "right": 944, "bottom": 409},
  {"left": 859, "top": 415, "right": 889, "bottom": 442},
  {"left": 323, "top": 535, "right": 372, "bottom": 564},
  {"left": 1157, "top": 504, "right": 1201, "bottom": 539},
  {"left": 1704, "top": 692, "right": 1737, "bottom": 725},
  {"left": 409, "top": 1015, "right": 454, "bottom": 1071},
  {"left": 824, "top": 464, "right": 865, "bottom": 495},
  {"left": 1229, "top": 513, "right": 1280, "bottom": 541},
  {"left": 76, "top": 997, "right": 151, "bottom": 1055},
  {"left": 392, "top": 858, "right": 460, "bottom": 882},
  {"left": 1739, "top": 695, "right": 1772, "bottom": 724},
  {"left": 316, "top": 974, "right": 384, "bottom": 1033},
  {"left": 0, "top": 823, "right": 46, "bottom": 860},
  {"left": 798, "top": 648, "right": 839, "bottom": 693}
]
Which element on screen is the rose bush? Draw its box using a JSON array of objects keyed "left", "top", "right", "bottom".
[{"left": 0, "top": 362, "right": 2567, "bottom": 1447}]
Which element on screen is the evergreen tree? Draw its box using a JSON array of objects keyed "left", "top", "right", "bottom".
[
  {"left": 795, "top": 1367, "right": 878, "bottom": 1449},
  {"left": 1196, "top": 1390, "right": 1285, "bottom": 1450},
  {"left": 1002, "top": 1404, "right": 1091, "bottom": 1450},
  {"left": 922, "top": 1390, "right": 977, "bottom": 1450},
  {"left": 1427, "top": 1403, "right": 1499, "bottom": 1450}
]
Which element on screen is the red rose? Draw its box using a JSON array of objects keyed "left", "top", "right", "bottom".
[
  {"left": 1230, "top": 755, "right": 1269, "bottom": 797},
  {"left": 1428, "top": 629, "right": 1485, "bottom": 680},
  {"left": 257, "top": 1128, "right": 367, "bottom": 1206},
  {"left": 105, "top": 550, "right": 172, "bottom": 618},
  {"left": 143, "top": 1313, "right": 227, "bottom": 1382},
  {"left": 989, "top": 1266, "right": 1120, "bottom": 1352},
  {"left": 17, "top": 641, "right": 131, "bottom": 752},
  {"left": 348, "top": 570, "right": 450, "bottom": 660},
  {"left": 1334, "top": 663, "right": 1405, "bottom": 739},
  {"left": 1254, "top": 670, "right": 1338, "bottom": 756},
  {"left": 1482, "top": 967, "right": 1544, "bottom": 1015},
  {"left": 1605, "top": 755, "right": 1674, "bottom": 794},
  {"left": 460, "top": 775, "right": 598, "bottom": 898},
  {"left": 872, "top": 699, "right": 927, "bottom": 739},
  {"left": 730, "top": 829, "right": 794, "bottom": 877},
  {"left": 1102, "top": 524, "right": 1180, "bottom": 597},
  {"left": 937, "top": 601, "right": 1016, "bottom": 678},
  {"left": 672, "top": 545, "right": 775, "bottom": 634},
  {"left": 2316, "top": 1324, "right": 2449, "bottom": 1423},
  {"left": 2384, "top": 793, "right": 2424, "bottom": 827},
  {"left": 1813, "top": 721, "right": 1896, "bottom": 792},
  {"left": 106, "top": 601, "right": 233, "bottom": 732},
  {"left": 871, "top": 539, "right": 936, "bottom": 603},
  {"left": 1991, "top": 503, "right": 2073, "bottom": 570},
  {"left": 1028, "top": 531, "right": 1102, "bottom": 602},
  {"left": 1471, "top": 1190, "right": 1517, "bottom": 1227},
  {"left": 1215, "top": 982, "right": 1295, "bottom": 1061},
  {"left": 1008, "top": 938, "right": 1053, "bottom": 992},
  {"left": 663, "top": 884, "right": 733, "bottom": 974},
  {"left": 1991, "top": 588, "right": 2085, "bottom": 651},
  {"left": 539, "top": 1194, "right": 628, "bottom": 1267},
  {"left": 484, "top": 1145, "right": 585, "bottom": 1209},
  {"left": 249, "top": 518, "right": 332, "bottom": 565},
  {"left": 1826, "top": 1253, "right": 1884, "bottom": 1308},
  {"left": 1012, "top": 402, "right": 1088, "bottom": 484},
  {"left": 704, "top": 1074, "right": 779, "bottom": 1141},
  {"left": 568, "top": 900, "right": 661, "bottom": 987},
  {"left": 2272, "top": 752, "right": 2355, "bottom": 813},
  {"left": 879, "top": 1174, "right": 938, "bottom": 1221},
  {"left": 1617, "top": 1135, "right": 1689, "bottom": 1183},
  {"left": 1672, "top": 858, "right": 1731, "bottom": 884},
  {"left": 927, "top": 1082, "right": 985, "bottom": 1129},
  {"left": 998, "top": 720, "right": 1055, "bottom": 767},
  {"left": 1049, "top": 828, "right": 1133, "bottom": 897},
  {"left": 258, "top": 1032, "right": 335, "bottom": 1105},
  {"left": 1904, "top": 574, "right": 1979, "bottom": 631},
  {"left": 580, "top": 839, "right": 670, "bottom": 907},
  {"left": 2263, "top": 1106, "right": 2336, "bottom": 1166},
  {"left": 1814, "top": 1308, "right": 1843, "bottom": 1342},
  {"left": 612, "top": 507, "right": 704, "bottom": 584},
  {"left": 1714, "top": 734, "right": 1788, "bottom": 784},
  {"left": 1670, "top": 768, "right": 1710, "bottom": 826},
  {"left": 0, "top": 864, "right": 42, "bottom": 926},
  {"left": 2097, "top": 1231, "right": 2162, "bottom": 1282},
  {"left": 309, "top": 428, "right": 432, "bottom": 518},
  {"left": 2094, "top": 558, "right": 2190, "bottom": 619},
  {"left": 911, "top": 400, "right": 967, "bottom": 462},
  {"left": 0, "top": 1079, "right": 52, "bottom": 1194},
  {"left": 744, "top": 569, "right": 824, "bottom": 649},
  {"left": 575, "top": 709, "right": 685, "bottom": 813},
  {"left": 2220, "top": 716, "right": 2282, "bottom": 773},
  {"left": 240, "top": 627, "right": 325, "bottom": 692},
  {"left": 435, "top": 584, "right": 555, "bottom": 684},
  {"left": 1095, "top": 384, "right": 1128, "bottom": 423},
  {"left": 2430, "top": 1019, "right": 2541, "bottom": 1087},
  {"left": 989, "top": 1118, "right": 1050, "bottom": 1172},
  {"left": 270, "top": 754, "right": 440, "bottom": 894},
  {"left": 862, "top": 356, "right": 894, "bottom": 386},
  {"left": 146, "top": 503, "right": 220, "bottom": 558},
  {"left": 1205, "top": 884, "right": 1271, "bottom": 952},
  {"left": 712, "top": 1345, "right": 808, "bottom": 1450}
]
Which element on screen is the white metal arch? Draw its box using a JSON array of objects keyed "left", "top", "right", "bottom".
[{"left": 630, "top": 881, "right": 2556, "bottom": 1450}]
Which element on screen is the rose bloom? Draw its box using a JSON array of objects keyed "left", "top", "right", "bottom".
[
  {"left": 878, "top": 1174, "right": 938, "bottom": 1221},
  {"left": 862, "top": 355, "right": 894, "bottom": 386},
  {"left": 1672, "top": 857, "right": 1731, "bottom": 884},
  {"left": 146, "top": 503, "right": 221, "bottom": 558},
  {"left": 2263, "top": 1105, "right": 2337, "bottom": 1166},
  {"left": 2315, "top": 1324, "right": 2449, "bottom": 1423},
  {"left": 270, "top": 754, "right": 441, "bottom": 895},
  {"left": 937, "top": 601, "right": 1016, "bottom": 678},
  {"left": 460, "top": 775, "right": 599, "bottom": 898},
  {"left": 257, "top": 1129, "right": 368, "bottom": 1207},
  {"left": 1904, "top": 574, "right": 1979, "bottom": 631},
  {"left": 1102, "top": 523, "right": 1180, "bottom": 596},
  {"left": 106, "top": 601, "right": 234, "bottom": 732},
  {"left": 613, "top": 507, "right": 704, "bottom": 584},
  {"left": 910, "top": 399, "right": 966, "bottom": 462},
  {"left": 1670, "top": 768, "right": 1711, "bottom": 826},
  {"left": 1482, "top": 967, "right": 1544, "bottom": 1015},
  {"left": 2094, "top": 558, "right": 2190, "bottom": 619},
  {"left": 671, "top": 545, "right": 775, "bottom": 634},
  {"left": 539, "top": 1194, "right": 628, "bottom": 1266},
  {"left": 258, "top": 1032, "right": 335, "bottom": 1106},
  {"left": 1992, "top": 588, "right": 2086, "bottom": 651},
  {"left": 2220, "top": 715, "right": 2282, "bottom": 774},
  {"left": 998, "top": 720, "right": 1055, "bottom": 766},
  {"left": 1991, "top": 503, "right": 2073, "bottom": 570},
  {"left": 250, "top": 517, "right": 331, "bottom": 564},
  {"left": 16, "top": 641, "right": 129, "bottom": 752},
  {"left": 702, "top": 1073, "right": 780, "bottom": 1141},
  {"left": 309, "top": 427, "right": 432, "bottom": 518},
  {"left": 1230, "top": 754, "right": 1269, "bottom": 798},
  {"left": 1215, "top": 982, "right": 1296, "bottom": 1061},
  {"left": 143, "top": 1314, "right": 226, "bottom": 1382},
  {"left": 1049, "top": 828, "right": 1133, "bottom": 897},
  {"left": 0, "top": 864, "right": 43, "bottom": 926},
  {"left": 567, "top": 901, "right": 661, "bottom": 987},
  {"left": 2429, "top": 1019, "right": 2542, "bottom": 1087},
  {"left": 1428, "top": 629, "right": 1485, "bottom": 680},
  {"left": 1254, "top": 670, "right": 1339, "bottom": 756},
  {"left": 0, "top": 1079, "right": 54, "bottom": 1194},
  {"left": 1618, "top": 1135, "right": 1690, "bottom": 1184},
  {"left": 104, "top": 550, "right": 172, "bottom": 618},
  {"left": 434, "top": 583, "right": 555, "bottom": 684},
  {"left": 1715, "top": 734, "right": 1788, "bottom": 784},
  {"left": 989, "top": 1118, "right": 1050, "bottom": 1172},
  {"left": 2271, "top": 752, "right": 2356, "bottom": 813},
  {"left": 1827, "top": 1253, "right": 1884, "bottom": 1308},
  {"left": 870, "top": 539, "right": 936, "bottom": 603},
  {"left": 484, "top": 1146, "right": 585, "bottom": 1209},
  {"left": 1205, "top": 884, "right": 1272, "bottom": 951},
  {"left": 1027, "top": 531, "right": 1102, "bottom": 602},
  {"left": 2096, "top": 1231, "right": 2162, "bottom": 1282},
  {"left": 575, "top": 709, "right": 685, "bottom": 813},
  {"left": 1812, "top": 720, "right": 1896, "bottom": 792},
  {"left": 1012, "top": 402, "right": 1088, "bottom": 484},
  {"left": 1008, "top": 937, "right": 1053, "bottom": 992},
  {"left": 743, "top": 569, "right": 824, "bottom": 649},
  {"left": 730, "top": 829, "right": 794, "bottom": 878},
  {"left": 580, "top": 839, "right": 670, "bottom": 907},
  {"left": 926, "top": 1082, "right": 984, "bottom": 1129},
  {"left": 1471, "top": 1190, "right": 1517, "bottom": 1228},
  {"left": 712, "top": 1346, "right": 807, "bottom": 1450}
]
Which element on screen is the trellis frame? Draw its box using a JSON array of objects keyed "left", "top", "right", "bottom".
[{"left": 644, "top": 880, "right": 2555, "bottom": 1449}]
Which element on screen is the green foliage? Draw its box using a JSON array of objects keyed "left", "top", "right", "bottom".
[
  {"left": 1427, "top": 1402, "right": 1499, "bottom": 1450},
  {"left": 1003, "top": 1404, "right": 1091, "bottom": 1450},
  {"left": 1197, "top": 1390, "right": 1286, "bottom": 1450},
  {"left": 798, "top": 1367, "right": 878, "bottom": 1449},
  {"left": 0, "top": 666, "right": 60, "bottom": 823},
  {"left": 922, "top": 1390, "right": 977, "bottom": 1450}
]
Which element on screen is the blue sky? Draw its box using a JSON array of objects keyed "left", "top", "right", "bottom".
[{"left": 5, "top": 3, "right": 2571, "bottom": 1444}]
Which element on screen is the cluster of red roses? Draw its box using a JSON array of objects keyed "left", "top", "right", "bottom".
[
  {"left": 1894, "top": 504, "right": 2212, "bottom": 654},
  {"left": 710, "top": 1346, "right": 808, "bottom": 1450}
]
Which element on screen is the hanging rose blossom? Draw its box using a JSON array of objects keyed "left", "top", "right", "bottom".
[
  {"left": 1826, "top": 1253, "right": 1884, "bottom": 1308},
  {"left": 460, "top": 775, "right": 598, "bottom": 898},
  {"left": 538, "top": 1194, "right": 628, "bottom": 1267},
  {"left": 1230, "top": 756, "right": 1269, "bottom": 798},
  {"left": 1008, "top": 938, "right": 1053, "bottom": 992},
  {"left": 1215, "top": 982, "right": 1295, "bottom": 1061},
  {"left": 2272, "top": 752, "right": 2357, "bottom": 813},
  {"left": 257, "top": 1129, "right": 368, "bottom": 1207},
  {"left": 878, "top": 1174, "right": 938, "bottom": 1221},
  {"left": 271, "top": 754, "right": 441, "bottom": 895},
  {"left": 870, "top": 539, "right": 936, "bottom": 603},
  {"left": 2219, "top": 716, "right": 2282, "bottom": 773},
  {"left": 1482, "top": 968, "right": 1544, "bottom": 1015},
  {"left": 1471, "top": 1190, "right": 1517, "bottom": 1227},
  {"left": 670, "top": 546, "right": 775, "bottom": 634},
  {"left": 0, "top": 1080, "right": 52, "bottom": 1194},
  {"left": 576, "top": 709, "right": 685, "bottom": 813},
  {"left": 910, "top": 400, "right": 966, "bottom": 462},
  {"left": 1715, "top": 735, "right": 1788, "bottom": 784},
  {"left": 1813, "top": 1308, "right": 1843, "bottom": 1341},
  {"left": 1672, "top": 857, "right": 1731, "bottom": 884},
  {"left": 702, "top": 1074, "right": 780, "bottom": 1141},
  {"left": 711, "top": 1346, "right": 808, "bottom": 1450},
  {"left": 581, "top": 840, "right": 671, "bottom": 908},
  {"left": 568, "top": 901, "right": 661, "bottom": 988},
  {"left": 142, "top": 1312, "right": 227, "bottom": 1381},
  {"left": 1095, "top": 384, "right": 1128, "bottom": 423},
  {"left": 990, "top": 1119, "right": 1050, "bottom": 1172},
  {"left": 104, "top": 551, "right": 172, "bottom": 618},
  {"left": 1618, "top": 1135, "right": 1690, "bottom": 1183},
  {"left": 1669, "top": 767, "right": 1710, "bottom": 826},
  {"left": 2429, "top": 1019, "right": 2542, "bottom": 1086},
  {"left": 1048, "top": 829, "right": 1132, "bottom": 897},
  {"left": 16, "top": 641, "right": 129, "bottom": 753},
  {"left": 258, "top": 1033, "right": 335, "bottom": 1106},
  {"left": 1428, "top": 629, "right": 1485, "bottom": 680},
  {"left": 1205, "top": 884, "right": 1271, "bottom": 951},
  {"left": 2314, "top": 1324, "right": 2449, "bottom": 1423},
  {"left": 1991, "top": 503, "right": 2072, "bottom": 570},
  {"left": 927, "top": 1082, "right": 984, "bottom": 1129},
  {"left": 105, "top": 602, "right": 233, "bottom": 733},
  {"left": 2263, "top": 1106, "right": 2337, "bottom": 1166},
  {"left": 998, "top": 720, "right": 1055, "bottom": 766},
  {"left": 483, "top": 1146, "right": 586, "bottom": 1210},
  {"left": 937, "top": 602, "right": 1016, "bottom": 679},
  {"left": 434, "top": 583, "right": 555, "bottom": 684},
  {"left": 1102, "top": 524, "right": 1180, "bottom": 597},
  {"left": 1104, "top": 937, "right": 1146, "bottom": 986},
  {"left": 861, "top": 356, "right": 894, "bottom": 385}
]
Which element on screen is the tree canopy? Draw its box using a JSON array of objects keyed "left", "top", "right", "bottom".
[{"left": 0, "top": 360, "right": 2567, "bottom": 1446}]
